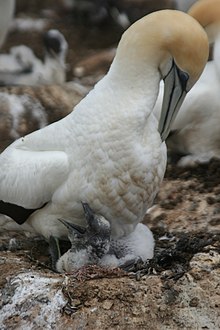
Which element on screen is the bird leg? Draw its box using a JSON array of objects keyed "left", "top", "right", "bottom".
[
  {"left": 119, "top": 256, "right": 144, "bottom": 272},
  {"left": 49, "top": 236, "right": 61, "bottom": 271}
]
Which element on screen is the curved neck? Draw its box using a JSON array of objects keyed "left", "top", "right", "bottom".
[
  {"left": 74, "top": 50, "right": 162, "bottom": 137},
  {"left": 106, "top": 56, "right": 161, "bottom": 114}
]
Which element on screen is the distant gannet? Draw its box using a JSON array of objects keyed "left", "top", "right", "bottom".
[
  {"left": 0, "top": 29, "right": 68, "bottom": 86},
  {"left": 175, "top": 0, "right": 197, "bottom": 12},
  {"left": 154, "top": 0, "right": 220, "bottom": 166},
  {"left": 0, "top": 10, "right": 208, "bottom": 265},
  {"left": 0, "top": 0, "right": 15, "bottom": 48},
  {"left": 56, "top": 202, "right": 154, "bottom": 272},
  {"left": 0, "top": 45, "right": 40, "bottom": 73}
]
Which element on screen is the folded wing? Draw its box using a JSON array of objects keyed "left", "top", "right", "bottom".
[{"left": 0, "top": 147, "right": 69, "bottom": 209}]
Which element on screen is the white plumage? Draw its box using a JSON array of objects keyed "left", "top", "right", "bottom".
[
  {"left": 0, "top": 10, "right": 208, "bottom": 265},
  {"left": 0, "top": 46, "right": 37, "bottom": 73},
  {"left": 0, "top": 0, "right": 15, "bottom": 48}
]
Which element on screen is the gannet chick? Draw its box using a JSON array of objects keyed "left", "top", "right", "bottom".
[
  {"left": 56, "top": 202, "right": 111, "bottom": 272},
  {"left": 154, "top": 0, "right": 220, "bottom": 166},
  {"left": 0, "top": 0, "right": 15, "bottom": 48},
  {"left": 56, "top": 202, "right": 154, "bottom": 272},
  {"left": 0, "top": 29, "right": 68, "bottom": 86},
  {"left": 0, "top": 11, "right": 208, "bottom": 257}
]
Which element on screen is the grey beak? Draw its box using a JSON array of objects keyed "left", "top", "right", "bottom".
[
  {"left": 81, "top": 201, "right": 95, "bottom": 222},
  {"left": 158, "top": 61, "right": 189, "bottom": 142},
  {"left": 81, "top": 201, "right": 106, "bottom": 233},
  {"left": 58, "top": 218, "right": 86, "bottom": 235}
]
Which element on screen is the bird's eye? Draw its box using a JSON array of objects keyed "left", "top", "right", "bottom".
[
  {"left": 89, "top": 235, "right": 99, "bottom": 246},
  {"left": 176, "top": 67, "right": 189, "bottom": 91}
]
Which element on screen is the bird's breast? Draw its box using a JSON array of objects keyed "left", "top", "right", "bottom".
[{"left": 54, "top": 127, "right": 166, "bottom": 238}]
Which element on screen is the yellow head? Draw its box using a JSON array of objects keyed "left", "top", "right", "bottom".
[
  {"left": 109, "top": 10, "right": 209, "bottom": 141},
  {"left": 115, "top": 10, "right": 209, "bottom": 89},
  {"left": 188, "top": 0, "right": 220, "bottom": 42}
]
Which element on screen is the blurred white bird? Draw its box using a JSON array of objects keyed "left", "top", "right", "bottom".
[
  {"left": 0, "top": 0, "right": 15, "bottom": 48},
  {"left": 0, "top": 10, "right": 208, "bottom": 267},
  {"left": 0, "top": 45, "right": 41, "bottom": 73},
  {"left": 175, "top": 0, "right": 197, "bottom": 12},
  {"left": 154, "top": 0, "right": 220, "bottom": 167},
  {"left": 0, "top": 29, "right": 68, "bottom": 86}
]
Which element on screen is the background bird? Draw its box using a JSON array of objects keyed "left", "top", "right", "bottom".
[
  {"left": 0, "top": 10, "right": 208, "bottom": 267},
  {"left": 0, "top": 0, "right": 15, "bottom": 49},
  {"left": 0, "top": 45, "right": 39, "bottom": 74},
  {"left": 153, "top": 0, "right": 220, "bottom": 167},
  {"left": 175, "top": 0, "right": 197, "bottom": 12},
  {"left": 0, "top": 29, "right": 68, "bottom": 86}
]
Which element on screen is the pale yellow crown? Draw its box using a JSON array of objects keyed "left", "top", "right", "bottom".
[
  {"left": 115, "top": 10, "right": 209, "bottom": 86},
  {"left": 188, "top": 0, "right": 220, "bottom": 42}
]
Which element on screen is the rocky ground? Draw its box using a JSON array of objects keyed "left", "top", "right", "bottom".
[
  {"left": 1, "top": 160, "right": 219, "bottom": 329},
  {"left": 0, "top": 1, "right": 220, "bottom": 329}
]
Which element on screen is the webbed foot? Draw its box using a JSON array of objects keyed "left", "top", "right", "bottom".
[{"left": 119, "top": 256, "right": 144, "bottom": 272}]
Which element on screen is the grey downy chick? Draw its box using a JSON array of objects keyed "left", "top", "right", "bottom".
[
  {"left": 56, "top": 202, "right": 111, "bottom": 272},
  {"left": 56, "top": 202, "right": 155, "bottom": 272}
]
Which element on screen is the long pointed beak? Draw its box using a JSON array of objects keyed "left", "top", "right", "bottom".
[
  {"left": 81, "top": 201, "right": 106, "bottom": 233},
  {"left": 81, "top": 201, "right": 95, "bottom": 222},
  {"left": 58, "top": 218, "right": 86, "bottom": 235},
  {"left": 158, "top": 62, "right": 189, "bottom": 142}
]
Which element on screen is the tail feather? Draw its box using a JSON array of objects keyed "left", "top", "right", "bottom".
[{"left": 0, "top": 200, "right": 45, "bottom": 224}]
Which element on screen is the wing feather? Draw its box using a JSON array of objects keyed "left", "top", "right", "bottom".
[{"left": 0, "top": 147, "right": 69, "bottom": 208}]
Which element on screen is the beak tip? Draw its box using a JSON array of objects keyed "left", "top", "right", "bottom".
[
  {"left": 81, "top": 201, "right": 94, "bottom": 220},
  {"left": 81, "top": 200, "right": 88, "bottom": 210}
]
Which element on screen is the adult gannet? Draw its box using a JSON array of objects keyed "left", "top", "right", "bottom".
[
  {"left": 0, "top": 0, "right": 15, "bottom": 48},
  {"left": 0, "top": 10, "right": 208, "bottom": 265},
  {"left": 154, "top": 0, "right": 220, "bottom": 166},
  {"left": 56, "top": 202, "right": 154, "bottom": 272},
  {"left": 0, "top": 29, "right": 68, "bottom": 86},
  {"left": 175, "top": 0, "right": 197, "bottom": 12}
]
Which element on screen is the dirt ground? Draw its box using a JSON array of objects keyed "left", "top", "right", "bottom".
[{"left": 0, "top": 1, "right": 220, "bottom": 329}]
